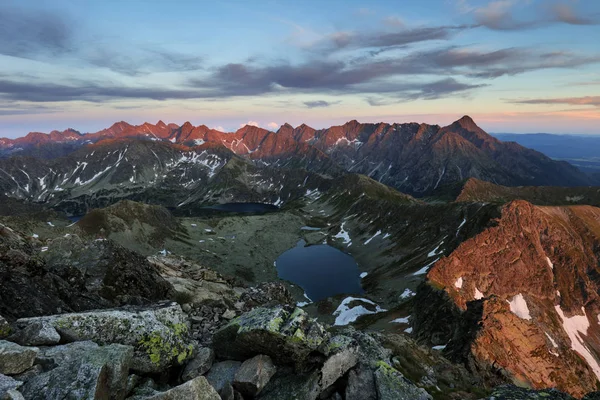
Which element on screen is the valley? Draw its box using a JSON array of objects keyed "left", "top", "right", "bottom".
[{"left": 2, "top": 116, "right": 600, "bottom": 399}]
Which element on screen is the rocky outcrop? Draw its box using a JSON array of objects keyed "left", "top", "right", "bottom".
[
  {"left": 137, "top": 376, "right": 220, "bottom": 400},
  {"left": 21, "top": 341, "right": 133, "bottom": 400},
  {"left": 213, "top": 306, "right": 328, "bottom": 369},
  {"left": 421, "top": 200, "right": 600, "bottom": 397},
  {"left": 15, "top": 303, "right": 193, "bottom": 373},
  {"left": 0, "top": 341, "right": 38, "bottom": 375},
  {"left": 233, "top": 355, "right": 276, "bottom": 397}
]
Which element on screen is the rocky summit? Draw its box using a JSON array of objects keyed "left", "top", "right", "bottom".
[{"left": 1, "top": 115, "right": 600, "bottom": 399}]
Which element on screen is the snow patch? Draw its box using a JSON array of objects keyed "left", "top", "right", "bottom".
[
  {"left": 474, "top": 288, "right": 484, "bottom": 300},
  {"left": 545, "top": 332, "right": 559, "bottom": 348},
  {"left": 32, "top": 233, "right": 39, "bottom": 238},
  {"left": 390, "top": 317, "right": 410, "bottom": 324},
  {"left": 41, "top": 247, "right": 48, "bottom": 252},
  {"left": 412, "top": 258, "right": 439, "bottom": 276},
  {"left": 47, "top": 222, "right": 55, "bottom": 227},
  {"left": 432, "top": 345, "right": 446, "bottom": 351},
  {"left": 546, "top": 256, "right": 553, "bottom": 270},
  {"left": 360, "top": 272, "right": 368, "bottom": 279},
  {"left": 364, "top": 230, "right": 381, "bottom": 245},
  {"left": 334, "top": 222, "right": 352, "bottom": 246},
  {"left": 404, "top": 327, "right": 413, "bottom": 334},
  {"left": 333, "top": 297, "right": 387, "bottom": 326},
  {"left": 555, "top": 305, "right": 600, "bottom": 379},
  {"left": 507, "top": 293, "right": 532, "bottom": 320},
  {"left": 454, "top": 277, "right": 463, "bottom": 289},
  {"left": 400, "top": 288, "right": 416, "bottom": 299}
]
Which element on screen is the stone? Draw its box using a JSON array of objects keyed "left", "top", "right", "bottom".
[
  {"left": 144, "top": 376, "right": 220, "bottom": 400},
  {"left": 213, "top": 307, "right": 328, "bottom": 368},
  {"left": 182, "top": 304, "right": 192, "bottom": 313},
  {"left": 485, "top": 385, "right": 576, "bottom": 400},
  {"left": 21, "top": 341, "right": 133, "bottom": 400},
  {"left": 257, "top": 370, "right": 320, "bottom": 400},
  {"left": 181, "top": 347, "right": 215, "bottom": 382},
  {"left": 320, "top": 346, "right": 358, "bottom": 390},
  {"left": 0, "top": 374, "right": 22, "bottom": 399},
  {"left": 233, "top": 355, "right": 276, "bottom": 397},
  {"left": 0, "top": 341, "right": 38, "bottom": 375},
  {"left": 219, "top": 382, "right": 235, "bottom": 400},
  {"left": 222, "top": 310, "right": 236, "bottom": 320},
  {"left": 345, "top": 365, "right": 377, "bottom": 400},
  {"left": 15, "top": 302, "right": 193, "bottom": 373},
  {"left": 10, "top": 321, "right": 60, "bottom": 346},
  {"left": 3, "top": 389, "right": 25, "bottom": 400},
  {"left": 0, "top": 316, "right": 10, "bottom": 339},
  {"left": 206, "top": 361, "right": 241, "bottom": 394},
  {"left": 374, "top": 362, "right": 432, "bottom": 400}
]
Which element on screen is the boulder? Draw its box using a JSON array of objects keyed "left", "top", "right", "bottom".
[
  {"left": 137, "top": 376, "right": 220, "bottom": 400},
  {"left": 21, "top": 341, "right": 133, "bottom": 400},
  {"left": 3, "top": 388, "right": 25, "bottom": 400},
  {"left": 15, "top": 303, "right": 193, "bottom": 373},
  {"left": 0, "top": 374, "right": 22, "bottom": 398},
  {"left": 0, "top": 341, "right": 38, "bottom": 375},
  {"left": 257, "top": 370, "right": 321, "bottom": 400},
  {"left": 319, "top": 338, "right": 358, "bottom": 390},
  {"left": 484, "top": 385, "right": 576, "bottom": 400},
  {"left": 239, "top": 282, "right": 294, "bottom": 310},
  {"left": 233, "top": 355, "right": 276, "bottom": 397},
  {"left": 181, "top": 347, "right": 215, "bottom": 382},
  {"left": 374, "top": 362, "right": 432, "bottom": 400},
  {"left": 213, "top": 307, "right": 328, "bottom": 368},
  {"left": 0, "top": 315, "right": 10, "bottom": 339},
  {"left": 9, "top": 321, "right": 60, "bottom": 346},
  {"left": 346, "top": 365, "right": 377, "bottom": 400},
  {"left": 205, "top": 361, "right": 241, "bottom": 394}
]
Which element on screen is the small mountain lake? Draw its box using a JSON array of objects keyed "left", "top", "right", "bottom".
[
  {"left": 276, "top": 240, "right": 364, "bottom": 302},
  {"left": 201, "top": 202, "right": 279, "bottom": 214}
]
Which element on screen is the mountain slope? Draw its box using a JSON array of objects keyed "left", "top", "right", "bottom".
[{"left": 416, "top": 200, "right": 600, "bottom": 397}]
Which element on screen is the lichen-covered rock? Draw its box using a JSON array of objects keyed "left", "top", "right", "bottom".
[
  {"left": 213, "top": 306, "right": 328, "bottom": 368},
  {"left": 374, "top": 361, "right": 432, "bottom": 400},
  {"left": 15, "top": 302, "right": 193, "bottom": 373},
  {"left": 131, "top": 376, "right": 220, "bottom": 400},
  {"left": 0, "top": 315, "right": 10, "bottom": 339},
  {"left": 257, "top": 369, "right": 321, "bottom": 400},
  {"left": 233, "top": 355, "right": 276, "bottom": 397},
  {"left": 0, "top": 374, "right": 23, "bottom": 398},
  {"left": 484, "top": 385, "right": 575, "bottom": 399},
  {"left": 346, "top": 364, "right": 377, "bottom": 400},
  {"left": 0, "top": 341, "right": 38, "bottom": 375},
  {"left": 239, "top": 282, "right": 294, "bottom": 310},
  {"left": 181, "top": 347, "right": 215, "bottom": 382},
  {"left": 319, "top": 344, "right": 358, "bottom": 390},
  {"left": 205, "top": 361, "right": 241, "bottom": 394},
  {"left": 10, "top": 321, "right": 60, "bottom": 346},
  {"left": 21, "top": 341, "right": 133, "bottom": 400}
]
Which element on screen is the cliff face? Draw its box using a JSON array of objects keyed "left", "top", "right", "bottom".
[{"left": 423, "top": 200, "right": 600, "bottom": 397}]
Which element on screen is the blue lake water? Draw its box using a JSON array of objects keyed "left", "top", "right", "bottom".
[
  {"left": 276, "top": 240, "right": 363, "bottom": 302},
  {"left": 203, "top": 202, "right": 279, "bottom": 213}
]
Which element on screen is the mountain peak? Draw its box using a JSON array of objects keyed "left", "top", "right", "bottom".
[{"left": 455, "top": 115, "right": 479, "bottom": 132}]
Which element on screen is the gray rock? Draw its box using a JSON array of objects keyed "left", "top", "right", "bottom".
[
  {"left": 206, "top": 361, "right": 241, "bottom": 394},
  {"left": 181, "top": 347, "right": 214, "bottom": 382},
  {"left": 10, "top": 322, "right": 60, "bottom": 346},
  {"left": 213, "top": 307, "right": 328, "bottom": 368},
  {"left": 219, "top": 381, "right": 235, "bottom": 400},
  {"left": 0, "top": 341, "right": 38, "bottom": 375},
  {"left": 374, "top": 362, "right": 432, "bottom": 400},
  {"left": 0, "top": 374, "right": 22, "bottom": 398},
  {"left": 233, "top": 355, "right": 276, "bottom": 397},
  {"left": 222, "top": 310, "right": 236, "bottom": 320},
  {"left": 144, "top": 376, "right": 220, "bottom": 400},
  {"left": 21, "top": 341, "right": 133, "bottom": 400},
  {"left": 257, "top": 370, "right": 320, "bottom": 400},
  {"left": 0, "top": 315, "right": 10, "bottom": 339},
  {"left": 345, "top": 365, "right": 376, "bottom": 400},
  {"left": 16, "top": 303, "right": 193, "bottom": 373},
  {"left": 320, "top": 346, "right": 358, "bottom": 390},
  {"left": 12, "top": 365, "right": 43, "bottom": 382},
  {"left": 3, "top": 389, "right": 25, "bottom": 400}
]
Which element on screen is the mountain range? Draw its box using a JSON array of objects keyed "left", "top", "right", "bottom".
[{"left": 0, "top": 117, "right": 593, "bottom": 212}]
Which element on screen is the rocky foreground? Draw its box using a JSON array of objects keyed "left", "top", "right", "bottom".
[{"left": 3, "top": 221, "right": 600, "bottom": 400}]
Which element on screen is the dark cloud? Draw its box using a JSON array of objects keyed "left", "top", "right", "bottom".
[
  {"left": 512, "top": 96, "right": 600, "bottom": 107},
  {"left": 364, "top": 78, "right": 486, "bottom": 105},
  {"left": 0, "top": 5, "right": 73, "bottom": 58},
  {"left": 303, "top": 100, "right": 336, "bottom": 108}
]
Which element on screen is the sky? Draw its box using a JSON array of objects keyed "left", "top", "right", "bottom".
[{"left": 0, "top": 0, "right": 599, "bottom": 138}]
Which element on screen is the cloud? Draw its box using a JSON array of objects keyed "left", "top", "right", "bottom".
[
  {"left": 240, "top": 121, "right": 260, "bottom": 128},
  {"left": 461, "top": 0, "right": 599, "bottom": 31},
  {"left": 212, "top": 126, "right": 225, "bottom": 131},
  {"left": 266, "top": 122, "right": 279, "bottom": 130},
  {"left": 303, "top": 100, "right": 335, "bottom": 108},
  {"left": 512, "top": 96, "right": 600, "bottom": 107},
  {"left": 550, "top": 3, "right": 599, "bottom": 25},
  {"left": 0, "top": 5, "right": 73, "bottom": 59},
  {"left": 383, "top": 16, "right": 405, "bottom": 28},
  {"left": 355, "top": 8, "right": 374, "bottom": 16},
  {"left": 365, "top": 78, "right": 486, "bottom": 105}
]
